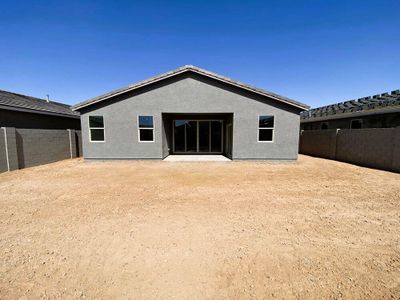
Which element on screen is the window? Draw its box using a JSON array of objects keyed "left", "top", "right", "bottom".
[
  {"left": 350, "top": 119, "right": 363, "bottom": 129},
  {"left": 138, "top": 115, "right": 154, "bottom": 142},
  {"left": 321, "top": 122, "right": 329, "bottom": 130},
  {"left": 258, "top": 115, "right": 274, "bottom": 142},
  {"left": 89, "top": 116, "right": 105, "bottom": 142}
]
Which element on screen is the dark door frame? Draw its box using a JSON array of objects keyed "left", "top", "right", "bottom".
[{"left": 172, "top": 119, "right": 224, "bottom": 154}]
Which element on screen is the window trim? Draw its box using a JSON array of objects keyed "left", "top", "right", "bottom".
[
  {"left": 137, "top": 115, "right": 155, "bottom": 143},
  {"left": 350, "top": 119, "right": 363, "bottom": 129},
  {"left": 88, "top": 116, "right": 105, "bottom": 143},
  {"left": 257, "top": 115, "right": 275, "bottom": 143}
]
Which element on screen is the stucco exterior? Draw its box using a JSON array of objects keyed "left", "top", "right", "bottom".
[{"left": 76, "top": 70, "right": 306, "bottom": 160}]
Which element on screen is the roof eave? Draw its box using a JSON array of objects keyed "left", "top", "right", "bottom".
[
  {"left": 72, "top": 68, "right": 189, "bottom": 111},
  {"left": 301, "top": 106, "right": 400, "bottom": 123},
  {"left": 0, "top": 104, "right": 80, "bottom": 119}
]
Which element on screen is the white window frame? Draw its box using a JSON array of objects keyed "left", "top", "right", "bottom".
[
  {"left": 138, "top": 115, "right": 155, "bottom": 143},
  {"left": 350, "top": 119, "right": 363, "bottom": 129},
  {"left": 257, "top": 115, "right": 275, "bottom": 143},
  {"left": 88, "top": 116, "right": 105, "bottom": 143}
]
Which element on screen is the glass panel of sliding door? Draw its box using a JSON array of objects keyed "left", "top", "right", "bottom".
[
  {"left": 174, "top": 120, "right": 186, "bottom": 152},
  {"left": 211, "top": 121, "right": 222, "bottom": 152},
  {"left": 198, "top": 121, "right": 210, "bottom": 152},
  {"left": 173, "top": 120, "right": 222, "bottom": 153},
  {"left": 186, "top": 121, "right": 197, "bottom": 152}
]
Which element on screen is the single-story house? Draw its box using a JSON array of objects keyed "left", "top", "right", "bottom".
[
  {"left": 72, "top": 65, "right": 309, "bottom": 160},
  {"left": 0, "top": 89, "right": 80, "bottom": 130},
  {"left": 301, "top": 90, "right": 400, "bottom": 130}
]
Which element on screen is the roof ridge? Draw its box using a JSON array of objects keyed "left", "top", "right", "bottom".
[
  {"left": 0, "top": 89, "right": 78, "bottom": 117},
  {"left": 0, "top": 89, "right": 69, "bottom": 106}
]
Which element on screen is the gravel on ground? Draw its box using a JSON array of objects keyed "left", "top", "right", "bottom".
[{"left": 0, "top": 155, "right": 399, "bottom": 299}]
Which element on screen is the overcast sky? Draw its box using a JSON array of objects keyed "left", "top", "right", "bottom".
[{"left": 1, "top": 0, "right": 399, "bottom": 108}]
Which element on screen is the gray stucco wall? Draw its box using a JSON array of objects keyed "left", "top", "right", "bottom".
[
  {"left": 161, "top": 115, "right": 169, "bottom": 159},
  {"left": 79, "top": 73, "right": 301, "bottom": 160}
]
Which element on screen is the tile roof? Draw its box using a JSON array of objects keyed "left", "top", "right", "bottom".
[
  {"left": 72, "top": 65, "right": 309, "bottom": 111},
  {"left": 301, "top": 90, "right": 400, "bottom": 121},
  {"left": 0, "top": 89, "right": 79, "bottom": 118}
]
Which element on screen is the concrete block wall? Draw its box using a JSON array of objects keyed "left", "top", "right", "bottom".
[
  {"left": 336, "top": 129, "right": 394, "bottom": 171},
  {"left": 0, "top": 127, "right": 82, "bottom": 172},
  {"left": 75, "top": 131, "right": 82, "bottom": 157},
  {"left": 0, "top": 128, "right": 19, "bottom": 172},
  {"left": 0, "top": 129, "right": 7, "bottom": 172},
  {"left": 16, "top": 129, "right": 71, "bottom": 168},
  {"left": 392, "top": 128, "right": 400, "bottom": 173},
  {"left": 300, "top": 129, "right": 337, "bottom": 159},
  {"left": 300, "top": 128, "right": 400, "bottom": 173}
]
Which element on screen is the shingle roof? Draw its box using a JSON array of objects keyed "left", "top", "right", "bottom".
[
  {"left": 301, "top": 90, "right": 400, "bottom": 122},
  {"left": 72, "top": 65, "right": 309, "bottom": 111},
  {"left": 0, "top": 89, "right": 79, "bottom": 118}
]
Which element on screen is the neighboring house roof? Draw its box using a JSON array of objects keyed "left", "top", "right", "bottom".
[
  {"left": 72, "top": 65, "right": 309, "bottom": 111},
  {"left": 301, "top": 90, "right": 400, "bottom": 123},
  {"left": 0, "top": 89, "right": 79, "bottom": 118}
]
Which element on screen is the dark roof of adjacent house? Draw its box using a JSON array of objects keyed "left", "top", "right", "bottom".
[
  {"left": 0, "top": 89, "right": 79, "bottom": 118},
  {"left": 301, "top": 90, "right": 400, "bottom": 122},
  {"left": 72, "top": 65, "right": 309, "bottom": 111}
]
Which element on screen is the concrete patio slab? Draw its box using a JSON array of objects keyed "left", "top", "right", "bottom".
[{"left": 163, "top": 155, "right": 231, "bottom": 161}]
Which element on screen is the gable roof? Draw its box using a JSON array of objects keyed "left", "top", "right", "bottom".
[
  {"left": 301, "top": 89, "right": 400, "bottom": 122},
  {"left": 72, "top": 65, "right": 309, "bottom": 111},
  {"left": 0, "top": 89, "right": 79, "bottom": 118}
]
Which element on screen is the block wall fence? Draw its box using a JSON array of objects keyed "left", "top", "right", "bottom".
[
  {"left": 0, "top": 128, "right": 82, "bottom": 173},
  {"left": 2, "top": 127, "right": 399, "bottom": 173},
  {"left": 299, "top": 128, "right": 400, "bottom": 173}
]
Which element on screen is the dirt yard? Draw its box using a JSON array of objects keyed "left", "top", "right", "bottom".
[{"left": 0, "top": 155, "right": 399, "bottom": 299}]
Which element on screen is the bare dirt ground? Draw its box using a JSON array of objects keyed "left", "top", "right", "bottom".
[{"left": 0, "top": 155, "right": 399, "bottom": 299}]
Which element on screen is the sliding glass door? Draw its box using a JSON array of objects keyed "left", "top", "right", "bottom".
[{"left": 173, "top": 120, "right": 223, "bottom": 153}]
